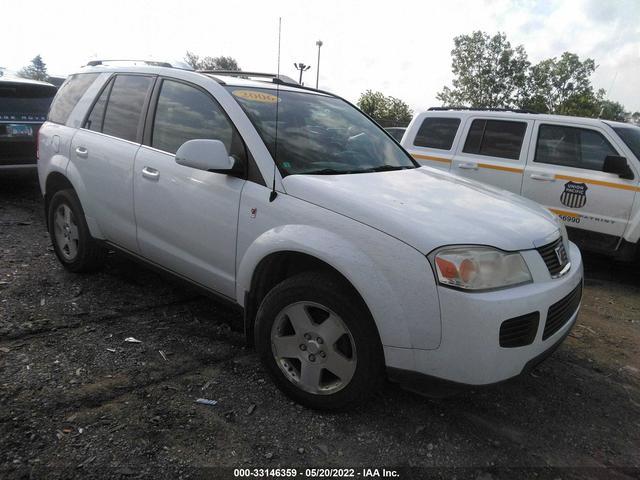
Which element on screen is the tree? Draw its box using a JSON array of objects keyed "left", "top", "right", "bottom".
[
  {"left": 357, "top": 90, "right": 412, "bottom": 127},
  {"left": 184, "top": 51, "right": 241, "bottom": 71},
  {"left": 522, "top": 52, "right": 597, "bottom": 115},
  {"left": 17, "top": 55, "right": 49, "bottom": 82},
  {"left": 436, "top": 31, "right": 530, "bottom": 109}
]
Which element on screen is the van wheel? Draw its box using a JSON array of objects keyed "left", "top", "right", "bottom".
[
  {"left": 48, "top": 189, "right": 106, "bottom": 272},
  {"left": 255, "top": 271, "right": 384, "bottom": 411}
]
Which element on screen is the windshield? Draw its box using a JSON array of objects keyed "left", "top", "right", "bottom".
[
  {"left": 613, "top": 126, "right": 640, "bottom": 161},
  {"left": 227, "top": 87, "right": 416, "bottom": 175}
]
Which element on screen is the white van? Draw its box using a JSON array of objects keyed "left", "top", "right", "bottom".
[
  {"left": 38, "top": 63, "right": 582, "bottom": 410},
  {"left": 402, "top": 109, "right": 640, "bottom": 260}
]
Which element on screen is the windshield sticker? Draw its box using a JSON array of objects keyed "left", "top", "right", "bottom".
[
  {"left": 560, "top": 182, "right": 587, "bottom": 209},
  {"left": 232, "top": 90, "right": 280, "bottom": 104}
]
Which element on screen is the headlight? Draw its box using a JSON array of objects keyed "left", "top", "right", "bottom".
[{"left": 430, "top": 246, "right": 532, "bottom": 291}]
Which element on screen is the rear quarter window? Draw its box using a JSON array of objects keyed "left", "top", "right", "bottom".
[
  {"left": 413, "top": 117, "right": 461, "bottom": 150},
  {"left": 48, "top": 73, "right": 99, "bottom": 125}
]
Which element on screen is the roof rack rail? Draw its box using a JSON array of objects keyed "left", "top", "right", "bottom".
[
  {"left": 85, "top": 59, "right": 192, "bottom": 69},
  {"left": 428, "top": 106, "right": 538, "bottom": 114},
  {"left": 198, "top": 70, "right": 299, "bottom": 85}
]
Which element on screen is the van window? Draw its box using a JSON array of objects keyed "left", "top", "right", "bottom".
[
  {"left": 463, "top": 119, "right": 527, "bottom": 160},
  {"left": 84, "top": 78, "right": 114, "bottom": 132},
  {"left": 101, "top": 75, "right": 153, "bottom": 142},
  {"left": 48, "top": 74, "right": 99, "bottom": 125},
  {"left": 535, "top": 124, "right": 618, "bottom": 172},
  {"left": 413, "top": 117, "right": 460, "bottom": 150},
  {"left": 151, "top": 80, "right": 236, "bottom": 155}
]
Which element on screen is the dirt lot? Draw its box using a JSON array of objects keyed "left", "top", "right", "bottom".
[{"left": 1, "top": 172, "right": 639, "bottom": 479}]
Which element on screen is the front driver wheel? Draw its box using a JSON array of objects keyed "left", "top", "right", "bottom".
[{"left": 255, "top": 271, "right": 384, "bottom": 411}]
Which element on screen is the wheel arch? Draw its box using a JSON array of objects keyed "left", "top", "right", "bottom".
[
  {"left": 44, "top": 172, "right": 75, "bottom": 231},
  {"left": 242, "top": 250, "right": 377, "bottom": 348}
]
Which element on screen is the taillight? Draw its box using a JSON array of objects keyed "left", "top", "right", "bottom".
[{"left": 36, "top": 127, "right": 40, "bottom": 160}]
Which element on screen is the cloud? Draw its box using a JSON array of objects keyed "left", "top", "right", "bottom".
[{"left": 2, "top": 0, "right": 638, "bottom": 113}]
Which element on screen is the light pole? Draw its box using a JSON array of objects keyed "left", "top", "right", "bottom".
[
  {"left": 294, "top": 62, "right": 311, "bottom": 85},
  {"left": 315, "top": 40, "right": 323, "bottom": 89}
]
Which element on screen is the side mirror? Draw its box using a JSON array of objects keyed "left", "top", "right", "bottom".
[
  {"left": 603, "top": 155, "right": 634, "bottom": 180},
  {"left": 175, "top": 139, "right": 234, "bottom": 173}
]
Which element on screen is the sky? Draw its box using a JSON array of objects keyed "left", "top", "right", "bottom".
[{"left": 2, "top": 0, "right": 639, "bottom": 113}]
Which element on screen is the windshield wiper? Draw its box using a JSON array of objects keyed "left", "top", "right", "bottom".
[
  {"left": 357, "top": 165, "right": 413, "bottom": 173},
  {"left": 303, "top": 168, "right": 354, "bottom": 175}
]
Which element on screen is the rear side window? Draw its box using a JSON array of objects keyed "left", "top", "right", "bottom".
[
  {"left": 463, "top": 119, "right": 527, "bottom": 160},
  {"left": 84, "top": 78, "right": 113, "bottom": 132},
  {"left": 100, "top": 75, "right": 154, "bottom": 142},
  {"left": 413, "top": 117, "right": 460, "bottom": 150},
  {"left": 48, "top": 74, "right": 98, "bottom": 125},
  {"left": 151, "top": 79, "right": 235, "bottom": 154},
  {"left": 535, "top": 124, "right": 618, "bottom": 172}
]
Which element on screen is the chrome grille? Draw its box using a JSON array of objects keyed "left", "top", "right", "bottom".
[{"left": 537, "top": 237, "right": 569, "bottom": 277}]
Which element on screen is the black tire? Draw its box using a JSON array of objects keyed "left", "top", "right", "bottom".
[
  {"left": 48, "top": 189, "right": 106, "bottom": 273},
  {"left": 255, "top": 271, "right": 384, "bottom": 411}
]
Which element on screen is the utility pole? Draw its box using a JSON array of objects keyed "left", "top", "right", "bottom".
[
  {"left": 294, "top": 62, "right": 311, "bottom": 85},
  {"left": 315, "top": 40, "right": 323, "bottom": 89}
]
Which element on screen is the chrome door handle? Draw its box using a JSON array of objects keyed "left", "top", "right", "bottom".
[
  {"left": 458, "top": 162, "right": 478, "bottom": 170},
  {"left": 75, "top": 146, "right": 88, "bottom": 158},
  {"left": 530, "top": 173, "right": 555, "bottom": 181},
  {"left": 141, "top": 166, "right": 160, "bottom": 181}
]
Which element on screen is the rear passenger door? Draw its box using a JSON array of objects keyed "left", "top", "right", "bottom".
[
  {"left": 522, "top": 122, "right": 638, "bottom": 251},
  {"left": 133, "top": 78, "right": 247, "bottom": 298},
  {"left": 70, "top": 74, "right": 155, "bottom": 252},
  {"left": 404, "top": 115, "right": 460, "bottom": 171},
  {"left": 451, "top": 118, "right": 532, "bottom": 194}
]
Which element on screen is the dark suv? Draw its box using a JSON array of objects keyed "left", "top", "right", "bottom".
[{"left": 0, "top": 76, "right": 57, "bottom": 171}]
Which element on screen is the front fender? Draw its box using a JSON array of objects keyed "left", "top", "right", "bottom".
[{"left": 236, "top": 223, "right": 441, "bottom": 351}]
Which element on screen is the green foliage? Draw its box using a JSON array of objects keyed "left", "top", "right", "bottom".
[
  {"left": 438, "top": 31, "right": 630, "bottom": 121},
  {"left": 436, "top": 31, "right": 529, "bottom": 109},
  {"left": 521, "top": 53, "right": 597, "bottom": 115},
  {"left": 184, "top": 51, "right": 241, "bottom": 71},
  {"left": 357, "top": 90, "right": 412, "bottom": 127},
  {"left": 17, "top": 55, "right": 49, "bottom": 82}
]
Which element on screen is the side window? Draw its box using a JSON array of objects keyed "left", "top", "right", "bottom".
[
  {"left": 462, "top": 119, "right": 527, "bottom": 160},
  {"left": 48, "top": 73, "right": 99, "bottom": 125},
  {"left": 535, "top": 124, "right": 618, "bottom": 172},
  {"left": 101, "top": 75, "right": 154, "bottom": 142},
  {"left": 413, "top": 117, "right": 460, "bottom": 150},
  {"left": 151, "top": 80, "right": 238, "bottom": 156},
  {"left": 84, "top": 78, "right": 114, "bottom": 132}
]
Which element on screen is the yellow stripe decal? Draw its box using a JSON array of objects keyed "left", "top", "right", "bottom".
[
  {"left": 412, "top": 154, "right": 452, "bottom": 163},
  {"left": 548, "top": 208, "right": 581, "bottom": 219},
  {"left": 554, "top": 174, "right": 640, "bottom": 192},
  {"left": 477, "top": 163, "right": 523, "bottom": 174}
]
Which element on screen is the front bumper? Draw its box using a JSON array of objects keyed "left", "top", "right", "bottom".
[{"left": 385, "top": 241, "right": 583, "bottom": 387}]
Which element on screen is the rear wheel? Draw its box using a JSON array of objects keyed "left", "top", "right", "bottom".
[
  {"left": 48, "top": 189, "right": 106, "bottom": 272},
  {"left": 255, "top": 271, "right": 384, "bottom": 411}
]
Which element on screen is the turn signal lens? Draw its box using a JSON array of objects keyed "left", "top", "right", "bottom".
[{"left": 431, "top": 246, "right": 532, "bottom": 291}]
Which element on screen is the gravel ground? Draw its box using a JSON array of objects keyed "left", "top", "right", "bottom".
[{"left": 1, "top": 172, "right": 639, "bottom": 480}]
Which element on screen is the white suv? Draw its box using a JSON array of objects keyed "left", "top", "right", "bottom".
[
  {"left": 38, "top": 62, "right": 583, "bottom": 410},
  {"left": 402, "top": 108, "right": 640, "bottom": 261}
]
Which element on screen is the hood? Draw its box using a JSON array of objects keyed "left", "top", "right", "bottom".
[{"left": 282, "top": 167, "right": 560, "bottom": 254}]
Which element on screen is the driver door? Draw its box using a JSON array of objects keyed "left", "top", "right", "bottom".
[
  {"left": 134, "top": 78, "right": 247, "bottom": 298},
  {"left": 522, "top": 121, "right": 638, "bottom": 251}
]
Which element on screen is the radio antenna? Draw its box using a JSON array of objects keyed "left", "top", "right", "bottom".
[{"left": 269, "top": 17, "right": 282, "bottom": 203}]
